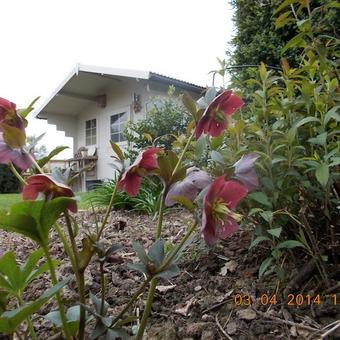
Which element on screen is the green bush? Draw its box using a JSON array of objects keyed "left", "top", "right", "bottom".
[
  {"left": 0, "top": 165, "right": 20, "bottom": 193},
  {"left": 211, "top": 1, "right": 340, "bottom": 280},
  {"left": 124, "top": 87, "right": 190, "bottom": 160},
  {"left": 86, "top": 176, "right": 163, "bottom": 216}
]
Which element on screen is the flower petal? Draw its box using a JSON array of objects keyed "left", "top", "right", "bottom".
[
  {"left": 139, "top": 147, "right": 161, "bottom": 170},
  {"left": 220, "top": 93, "right": 244, "bottom": 116},
  {"left": 234, "top": 153, "right": 260, "bottom": 174},
  {"left": 117, "top": 172, "right": 142, "bottom": 197},
  {"left": 235, "top": 169, "right": 259, "bottom": 191},
  {"left": 218, "top": 218, "right": 239, "bottom": 239},
  {"left": 219, "top": 180, "right": 248, "bottom": 209}
]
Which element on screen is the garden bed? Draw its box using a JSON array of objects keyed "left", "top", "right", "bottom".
[{"left": 1, "top": 209, "right": 339, "bottom": 339}]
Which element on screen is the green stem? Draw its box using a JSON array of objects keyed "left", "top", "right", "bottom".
[
  {"left": 8, "top": 162, "right": 27, "bottom": 185},
  {"left": 171, "top": 130, "right": 195, "bottom": 177},
  {"left": 136, "top": 220, "right": 197, "bottom": 339},
  {"left": 135, "top": 278, "right": 157, "bottom": 340},
  {"left": 111, "top": 279, "right": 150, "bottom": 326},
  {"left": 29, "top": 154, "right": 44, "bottom": 174},
  {"left": 97, "top": 179, "right": 119, "bottom": 239},
  {"left": 55, "top": 223, "right": 76, "bottom": 270},
  {"left": 18, "top": 296, "right": 37, "bottom": 340},
  {"left": 100, "top": 261, "right": 106, "bottom": 315},
  {"left": 42, "top": 246, "right": 71, "bottom": 340},
  {"left": 64, "top": 214, "right": 86, "bottom": 340},
  {"left": 157, "top": 220, "right": 197, "bottom": 273},
  {"left": 155, "top": 190, "right": 166, "bottom": 239}
]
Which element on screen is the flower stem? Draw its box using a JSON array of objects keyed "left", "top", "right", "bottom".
[
  {"left": 135, "top": 278, "right": 157, "bottom": 340},
  {"left": 171, "top": 130, "right": 195, "bottom": 177},
  {"left": 111, "top": 279, "right": 150, "bottom": 326},
  {"left": 8, "top": 162, "right": 27, "bottom": 186},
  {"left": 29, "top": 154, "right": 44, "bottom": 174},
  {"left": 100, "top": 261, "right": 106, "bottom": 315},
  {"left": 157, "top": 220, "right": 197, "bottom": 273},
  {"left": 42, "top": 245, "right": 71, "bottom": 340},
  {"left": 64, "top": 213, "right": 86, "bottom": 340},
  {"left": 155, "top": 189, "right": 166, "bottom": 239},
  {"left": 18, "top": 296, "right": 37, "bottom": 340},
  {"left": 97, "top": 178, "right": 119, "bottom": 239}
]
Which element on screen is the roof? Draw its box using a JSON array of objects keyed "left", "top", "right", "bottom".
[{"left": 34, "top": 64, "right": 204, "bottom": 119}]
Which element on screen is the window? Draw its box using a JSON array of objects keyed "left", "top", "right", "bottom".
[
  {"left": 85, "top": 119, "right": 97, "bottom": 145},
  {"left": 110, "top": 112, "right": 128, "bottom": 143}
]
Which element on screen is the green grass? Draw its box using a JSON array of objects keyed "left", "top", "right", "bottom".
[{"left": 0, "top": 192, "right": 91, "bottom": 210}]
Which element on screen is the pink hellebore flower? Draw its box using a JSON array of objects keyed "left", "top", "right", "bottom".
[
  {"left": 195, "top": 91, "right": 244, "bottom": 139},
  {"left": 0, "top": 133, "right": 32, "bottom": 170},
  {"left": 233, "top": 153, "right": 260, "bottom": 191},
  {"left": 22, "top": 174, "right": 77, "bottom": 213},
  {"left": 165, "top": 167, "right": 211, "bottom": 206},
  {"left": 117, "top": 147, "right": 161, "bottom": 197},
  {"left": 201, "top": 177, "right": 248, "bottom": 245},
  {"left": 0, "top": 97, "right": 25, "bottom": 132}
]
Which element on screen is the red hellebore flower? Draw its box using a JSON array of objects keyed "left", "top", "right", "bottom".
[
  {"left": 0, "top": 133, "right": 32, "bottom": 170},
  {"left": 117, "top": 147, "right": 161, "bottom": 197},
  {"left": 194, "top": 91, "right": 244, "bottom": 139},
  {"left": 22, "top": 174, "right": 77, "bottom": 213},
  {"left": 201, "top": 177, "right": 247, "bottom": 245}
]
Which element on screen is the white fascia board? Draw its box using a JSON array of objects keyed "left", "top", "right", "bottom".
[
  {"left": 78, "top": 64, "right": 150, "bottom": 80},
  {"left": 33, "top": 65, "right": 79, "bottom": 118}
]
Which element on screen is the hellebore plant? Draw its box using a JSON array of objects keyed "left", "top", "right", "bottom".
[{"left": 0, "top": 89, "right": 256, "bottom": 339}]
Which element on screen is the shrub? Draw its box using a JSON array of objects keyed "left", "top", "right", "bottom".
[
  {"left": 86, "top": 176, "right": 163, "bottom": 216},
  {"left": 0, "top": 164, "right": 20, "bottom": 193}
]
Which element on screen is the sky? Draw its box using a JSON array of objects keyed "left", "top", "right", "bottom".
[{"left": 0, "top": 0, "right": 234, "bottom": 156}]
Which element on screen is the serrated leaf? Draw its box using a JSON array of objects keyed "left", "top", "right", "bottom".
[
  {"left": 277, "top": 240, "right": 305, "bottom": 249},
  {"left": 211, "top": 150, "right": 224, "bottom": 164},
  {"left": 248, "top": 192, "right": 272, "bottom": 208},
  {"left": 315, "top": 163, "right": 329, "bottom": 187},
  {"left": 131, "top": 242, "right": 149, "bottom": 265},
  {"left": 0, "top": 278, "right": 70, "bottom": 334},
  {"left": 156, "top": 264, "right": 180, "bottom": 279},
  {"left": 249, "top": 236, "right": 270, "bottom": 249},
  {"left": 282, "top": 33, "right": 306, "bottom": 54},
  {"left": 324, "top": 106, "right": 340, "bottom": 125},
  {"left": 259, "top": 211, "right": 273, "bottom": 223},
  {"left": 259, "top": 62, "right": 267, "bottom": 82},
  {"left": 148, "top": 239, "right": 165, "bottom": 267},
  {"left": 267, "top": 227, "right": 282, "bottom": 238},
  {"left": 259, "top": 257, "right": 273, "bottom": 278}
]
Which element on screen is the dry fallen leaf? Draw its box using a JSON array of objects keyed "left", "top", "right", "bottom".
[
  {"left": 220, "top": 260, "right": 238, "bottom": 276},
  {"left": 175, "top": 297, "right": 196, "bottom": 316},
  {"left": 156, "top": 285, "right": 176, "bottom": 293},
  {"left": 227, "top": 321, "right": 237, "bottom": 335},
  {"left": 236, "top": 308, "right": 257, "bottom": 320}
]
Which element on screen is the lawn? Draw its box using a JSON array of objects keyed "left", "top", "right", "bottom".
[{"left": 0, "top": 192, "right": 91, "bottom": 210}]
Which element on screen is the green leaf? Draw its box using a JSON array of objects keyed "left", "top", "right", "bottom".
[
  {"left": 275, "top": 11, "right": 293, "bottom": 29},
  {"left": 315, "top": 163, "right": 329, "bottom": 187},
  {"left": 148, "top": 239, "right": 165, "bottom": 267},
  {"left": 267, "top": 227, "right": 282, "bottom": 238},
  {"left": 20, "top": 248, "right": 44, "bottom": 284},
  {"left": 0, "top": 252, "right": 20, "bottom": 292},
  {"left": 0, "top": 212, "right": 41, "bottom": 244},
  {"left": 2, "top": 124, "right": 26, "bottom": 149},
  {"left": 0, "top": 278, "right": 70, "bottom": 334},
  {"left": 211, "top": 150, "right": 224, "bottom": 164},
  {"left": 110, "top": 141, "right": 125, "bottom": 161},
  {"left": 259, "top": 257, "right": 273, "bottom": 278},
  {"left": 248, "top": 192, "right": 272, "bottom": 208},
  {"left": 127, "top": 263, "right": 148, "bottom": 275},
  {"left": 37, "top": 146, "right": 69, "bottom": 168},
  {"left": 169, "top": 195, "right": 194, "bottom": 211},
  {"left": 182, "top": 93, "right": 197, "bottom": 118},
  {"left": 259, "top": 62, "right": 267, "bottom": 82},
  {"left": 282, "top": 33, "right": 306, "bottom": 54},
  {"left": 259, "top": 211, "right": 273, "bottom": 223},
  {"left": 324, "top": 106, "right": 340, "bottom": 125},
  {"left": 295, "top": 116, "right": 321, "bottom": 128},
  {"left": 131, "top": 242, "right": 149, "bottom": 265},
  {"left": 274, "top": 0, "right": 297, "bottom": 14},
  {"left": 308, "top": 132, "right": 327, "bottom": 146},
  {"left": 249, "top": 236, "right": 270, "bottom": 249},
  {"left": 156, "top": 264, "right": 180, "bottom": 279},
  {"left": 277, "top": 240, "right": 305, "bottom": 249},
  {"left": 19, "top": 97, "right": 40, "bottom": 118}
]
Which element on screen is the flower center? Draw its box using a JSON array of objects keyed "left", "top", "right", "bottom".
[
  {"left": 211, "top": 198, "right": 242, "bottom": 224},
  {"left": 214, "top": 108, "right": 226, "bottom": 123}
]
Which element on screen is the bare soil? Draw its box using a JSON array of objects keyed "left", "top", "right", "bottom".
[{"left": 0, "top": 210, "right": 339, "bottom": 339}]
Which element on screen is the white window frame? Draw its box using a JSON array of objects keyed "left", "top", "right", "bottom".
[
  {"left": 85, "top": 119, "right": 97, "bottom": 146},
  {"left": 110, "top": 112, "right": 128, "bottom": 143}
]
